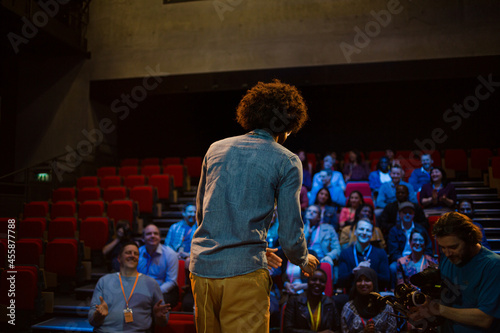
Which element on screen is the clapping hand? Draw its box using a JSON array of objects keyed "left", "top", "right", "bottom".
[
  {"left": 153, "top": 300, "right": 171, "bottom": 317},
  {"left": 95, "top": 296, "right": 108, "bottom": 320}
]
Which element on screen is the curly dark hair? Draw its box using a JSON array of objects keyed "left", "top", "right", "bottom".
[
  {"left": 433, "top": 212, "right": 482, "bottom": 246},
  {"left": 236, "top": 79, "right": 308, "bottom": 135}
]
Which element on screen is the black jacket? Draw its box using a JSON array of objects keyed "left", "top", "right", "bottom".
[{"left": 283, "top": 293, "right": 340, "bottom": 333}]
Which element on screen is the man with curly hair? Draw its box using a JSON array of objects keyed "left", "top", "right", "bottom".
[
  {"left": 409, "top": 212, "right": 500, "bottom": 332},
  {"left": 190, "top": 79, "right": 318, "bottom": 333}
]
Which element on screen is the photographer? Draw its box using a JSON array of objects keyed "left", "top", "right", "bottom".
[
  {"left": 409, "top": 212, "right": 500, "bottom": 332},
  {"left": 102, "top": 220, "right": 138, "bottom": 272}
]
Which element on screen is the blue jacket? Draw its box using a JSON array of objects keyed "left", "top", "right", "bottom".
[
  {"left": 191, "top": 129, "right": 309, "bottom": 278},
  {"left": 368, "top": 170, "right": 391, "bottom": 193},
  {"left": 408, "top": 168, "right": 431, "bottom": 192},
  {"left": 387, "top": 223, "right": 433, "bottom": 263},
  {"left": 304, "top": 221, "right": 341, "bottom": 262},
  {"left": 376, "top": 181, "right": 417, "bottom": 209},
  {"left": 338, "top": 244, "right": 390, "bottom": 288}
]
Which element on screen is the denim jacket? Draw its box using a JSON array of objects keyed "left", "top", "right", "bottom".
[{"left": 190, "top": 129, "right": 309, "bottom": 278}]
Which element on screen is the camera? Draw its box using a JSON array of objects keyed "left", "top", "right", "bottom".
[{"left": 368, "top": 267, "right": 443, "bottom": 332}]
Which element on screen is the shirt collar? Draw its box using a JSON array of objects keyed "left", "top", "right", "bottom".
[{"left": 248, "top": 129, "right": 275, "bottom": 141}]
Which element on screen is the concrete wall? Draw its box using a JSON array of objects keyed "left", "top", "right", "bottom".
[{"left": 87, "top": 0, "right": 500, "bottom": 80}]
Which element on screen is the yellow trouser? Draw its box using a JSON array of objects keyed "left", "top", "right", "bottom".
[{"left": 190, "top": 269, "right": 272, "bottom": 333}]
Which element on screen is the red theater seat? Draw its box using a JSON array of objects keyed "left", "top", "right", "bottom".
[
  {"left": 78, "top": 200, "right": 105, "bottom": 220},
  {"left": 24, "top": 201, "right": 49, "bottom": 218},
  {"left": 0, "top": 266, "right": 39, "bottom": 310},
  {"left": 183, "top": 156, "right": 203, "bottom": 178},
  {"left": 124, "top": 175, "right": 147, "bottom": 189},
  {"left": 18, "top": 218, "right": 46, "bottom": 239},
  {"left": 16, "top": 239, "right": 43, "bottom": 266},
  {"left": 444, "top": 149, "right": 467, "bottom": 172},
  {"left": 48, "top": 218, "right": 77, "bottom": 241},
  {"left": 77, "top": 187, "right": 102, "bottom": 202},
  {"left": 163, "top": 165, "right": 187, "bottom": 189},
  {"left": 470, "top": 148, "right": 493, "bottom": 171},
  {"left": 80, "top": 217, "right": 110, "bottom": 250},
  {"left": 45, "top": 239, "right": 79, "bottom": 277},
  {"left": 345, "top": 182, "right": 371, "bottom": 199},
  {"left": 97, "top": 166, "right": 117, "bottom": 178},
  {"left": 52, "top": 187, "right": 76, "bottom": 203},
  {"left": 100, "top": 175, "right": 122, "bottom": 189},
  {"left": 119, "top": 166, "right": 139, "bottom": 178},
  {"left": 149, "top": 175, "right": 174, "bottom": 201},
  {"left": 103, "top": 186, "right": 128, "bottom": 203},
  {"left": 107, "top": 200, "right": 137, "bottom": 230},
  {"left": 319, "top": 262, "right": 333, "bottom": 297},
  {"left": 130, "top": 186, "right": 157, "bottom": 215},
  {"left": 50, "top": 201, "right": 76, "bottom": 219},
  {"left": 77, "top": 176, "right": 99, "bottom": 190},
  {"left": 141, "top": 165, "right": 161, "bottom": 178}
]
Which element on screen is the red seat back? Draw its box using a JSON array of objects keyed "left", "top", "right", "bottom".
[
  {"left": 50, "top": 201, "right": 76, "bottom": 219},
  {"left": 163, "top": 165, "right": 185, "bottom": 188},
  {"left": 77, "top": 176, "right": 98, "bottom": 190},
  {"left": 183, "top": 157, "right": 203, "bottom": 178},
  {"left": 149, "top": 175, "right": 173, "bottom": 201},
  {"left": 45, "top": 239, "right": 78, "bottom": 277},
  {"left": 444, "top": 149, "right": 468, "bottom": 172},
  {"left": 345, "top": 182, "right": 371, "bottom": 199},
  {"left": 24, "top": 201, "right": 49, "bottom": 218},
  {"left": 100, "top": 176, "right": 122, "bottom": 189},
  {"left": 103, "top": 186, "right": 128, "bottom": 203},
  {"left": 470, "top": 148, "right": 493, "bottom": 170},
  {"left": 16, "top": 239, "right": 43, "bottom": 265},
  {"left": 52, "top": 187, "right": 76, "bottom": 203},
  {"left": 141, "top": 158, "right": 160, "bottom": 166},
  {"left": 97, "top": 166, "right": 117, "bottom": 178},
  {"left": 108, "top": 200, "right": 135, "bottom": 229},
  {"left": 0, "top": 266, "right": 38, "bottom": 309},
  {"left": 130, "top": 186, "right": 155, "bottom": 214},
  {"left": 119, "top": 166, "right": 139, "bottom": 178},
  {"left": 141, "top": 165, "right": 161, "bottom": 178},
  {"left": 48, "top": 218, "right": 77, "bottom": 241},
  {"left": 80, "top": 217, "right": 109, "bottom": 250},
  {"left": 77, "top": 187, "right": 102, "bottom": 202},
  {"left": 124, "top": 175, "right": 147, "bottom": 189},
  {"left": 18, "top": 218, "right": 46, "bottom": 239},
  {"left": 78, "top": 200, "right": 105, "bottom": 220}
]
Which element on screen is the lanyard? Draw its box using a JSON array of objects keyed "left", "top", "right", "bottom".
[
  {"left": 354, "top": 245, "right": 372, "bottom": 267},
  {"left": 360, "top": 317, "right": 373, "bottom": 328},
  {"left": 307, "top": 301, "right": 321, "bottom": 331},
  {"left": 309, "top": 225, "right": 321, "bottom": 247},
  {"left": 119, "top": 273, "right": 139, "bottom": 309}
]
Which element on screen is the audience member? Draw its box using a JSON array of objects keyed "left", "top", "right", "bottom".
[
  {"left": 339, "top": 204, "right": 386, "bottom": 250},
  {"left": 312, "top": 154, "right": 346, "bottom": 190},
  {"left": 297, "top": 149, "right": 313, "bottom": 190},
  {"left": 337, "top": 219, "right": 390, "bottom": 290},
  {"left": 343, "top": 150, "right": 370, "bottom": 182},
  {"left": 304, "top": 205, "right": 341, "bottom": 267},
  {"left": 375, "top": 165, "right": 417, "bottom": 214},
  {"left": 408, "top": 154, "right": 433, "bottom": 192},
  {"left": 89, "top": 242, "right": 170, "bottom": 332},
  {"left": 284, "top": 268, "right": 340, "bottom": 333},
  {"left": 165, "top": 203, "right": 197, "bottom": 260},
  {"left": 300, "top": 185, "right": 309, "bottom": 211},
  {"left": 420, "top": 167, "right": 456, "bottom": 215},
  {"left": 396, "top": 229, "right": 438, "bottom": 286},
  {"left": 409, "top": 212, "right": 500, "bottom": 332},
  {"left": 138, "top": 224, "right": 179, "bottom": 308},
  {"left": 457, "top": 199, "right": 491, "bottom": 249},
  {"left": 313, "top": 187, "right": 339, "bottom": 229},
  {"left": 102, "top": 220, "right": 137, "bottom": 272},
  {"left": 378, "top": 184, "right": 428, "bottom": 236},
  {"left": 339, "top": 191, "right": 363, "bottom": 229},
  {"left": 386, "top": 149, "right": 401, "bottom": 168},
  {"left": 387, "top": 202, "right": 433, "bottom": 288},
  {"left": 340, "top": 267, "right": 397, "bottom": 333},
  {"left": 309, "top": 169, "right": 345, "bottom": 207},
  {"left": 368, "top": 156, "right": 391, "bottom": 196}
]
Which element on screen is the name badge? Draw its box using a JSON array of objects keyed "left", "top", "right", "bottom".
[{"left": 124, "top": 308, "right": 134, "bottom": 323}]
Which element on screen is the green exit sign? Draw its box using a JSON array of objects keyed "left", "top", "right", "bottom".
[{"left": 36, "top": 173, "right": 51, "bottom": 182}]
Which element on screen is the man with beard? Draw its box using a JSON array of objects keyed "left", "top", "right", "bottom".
[
  {"left": 409, "top": 212, "right": 500, "bottom": 332},
  {"left": 89, "top": 242, "right": 170, "bottom": 332},
  {"left": 165, "top": 203, "right": 197, "bottom": 260}
]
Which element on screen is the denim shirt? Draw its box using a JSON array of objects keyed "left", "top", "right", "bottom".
[{"left": 190, "top": 129, "right": 309, "bottom": 278}]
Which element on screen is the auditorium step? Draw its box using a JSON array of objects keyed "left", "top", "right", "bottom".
[{"left": 475, "top": 217, "right": 500, "bottom": 228}]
